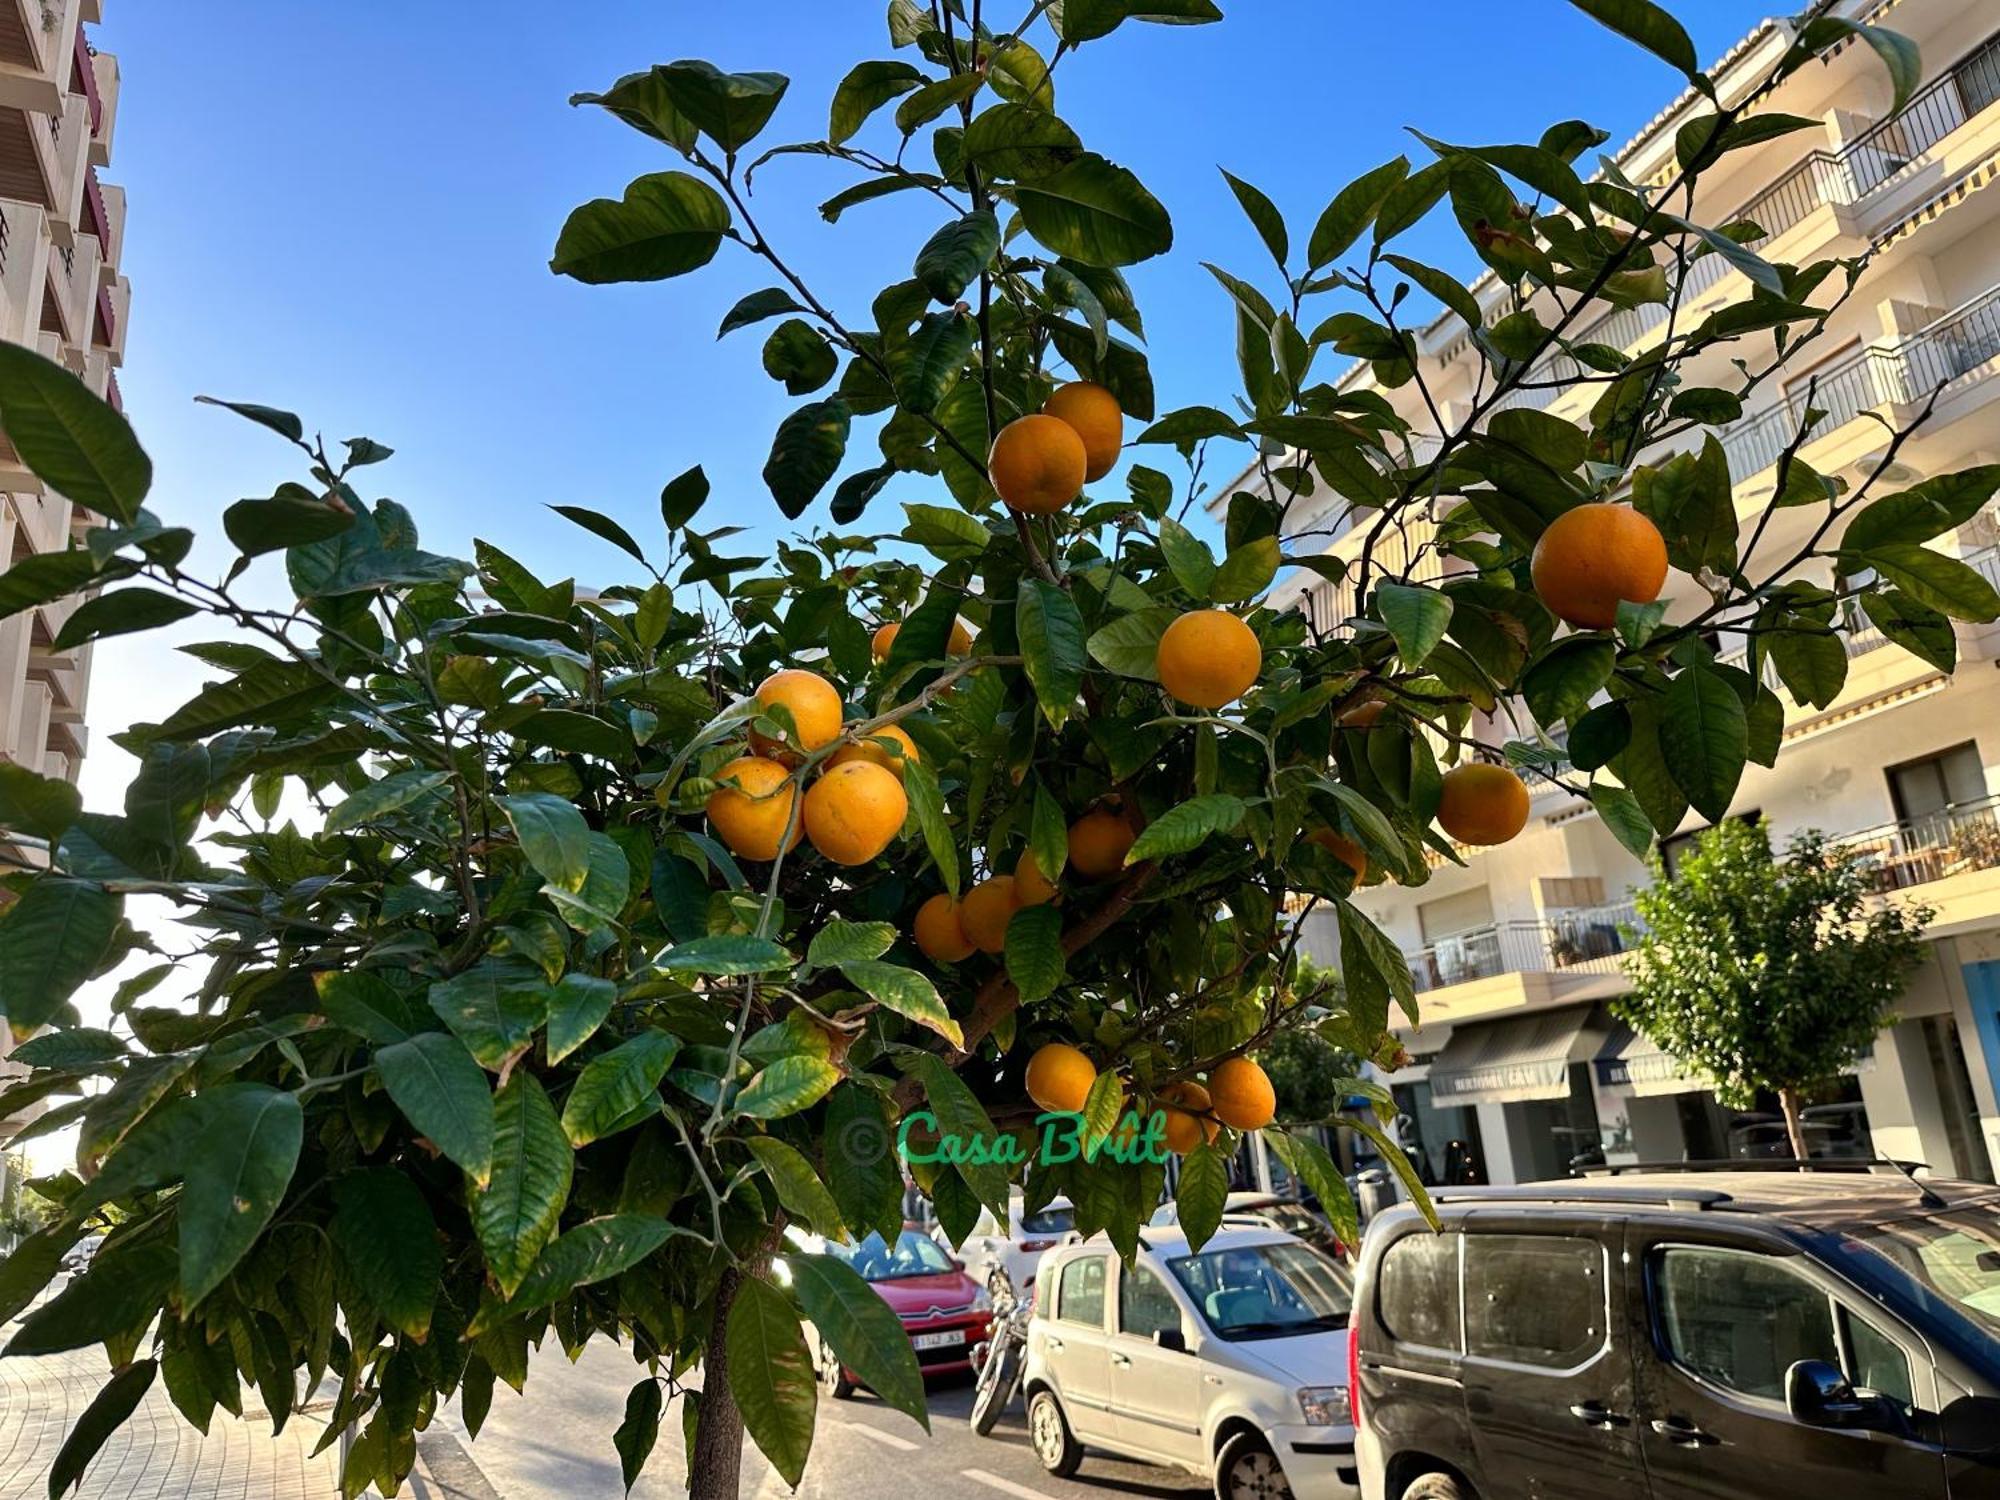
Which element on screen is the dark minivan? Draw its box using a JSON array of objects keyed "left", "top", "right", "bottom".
[{"left": 1349, "top": 1165, "right": 2000, "bottom": 1500}]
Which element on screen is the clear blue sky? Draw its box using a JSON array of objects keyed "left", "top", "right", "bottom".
[{"left": 84, "top": 0, "right": 1771, "bottom": 781}]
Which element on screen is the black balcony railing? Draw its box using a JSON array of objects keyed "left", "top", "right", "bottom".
[{"left": 1839, "top": 793, "right": 2000, "bottom": 892}]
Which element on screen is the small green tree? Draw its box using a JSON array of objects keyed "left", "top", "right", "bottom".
[{"left": 1618, "top": 818, "right": 1931, "bottom": 1160}]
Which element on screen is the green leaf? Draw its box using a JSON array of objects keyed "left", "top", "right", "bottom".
[
  {"left": 550, "top": 502, "right": 649, "bottom": 567},
  {"left": 192, "top": 395, "right": 304, "bottom": 443},
  {"left": 1376, "top": 583, "right": 1453, "bottom": 668},
  {"left": 1270, "top": 1131, "right": 1362, "bottom": 1249},
  {"left": 1135, "top": 406, "right": 1245, "bottom": 446},
  {"left": 9, "top": 1026, "right": 124, "bottom": 1070},
  {"left": 1522, "top": 637, "right": 1615, "bottom": 725},
  {"left": 571, "top": 67, "right": 698, "bottom": 150},
  {"left": 0, "top": 760, "right": 82, "bottom": 843},
  {"left": 545, "top": 974, "right": 618, "bottom": 1064},
  {"left": 836, "top": 960, "right": 960, "bottom": 1046},
  {"left": 656, "top": 933, "right": 795, "bottom": 976},
  {"left": 654, "top": 59, "right": 789, "bottom": 152},
  {"left": 508, "top": 1214, "right": 682, "bottom": 1315},
  {"left": 1589, "top": 783, "right": 1655, "bottom": 860},
  {"left": 614, "top": 1380, "right": 664, "bottom": 1494},
  {"left": 1769, "top": 627, "right": 1846, "bottom": 710},
  {"left": 1087, "top": 605, "right": 1176, "bottom": 681},
  {"left": 324, "top": 770, "right": 451, "bottom": 833},
  {"left": 1016, "top": 578, "right": 1087, "bottom": 725},
  {"left": 1308, "top": 156, "right": 1409, "bottom": 269},
  {"left": 808, "top": 920, "right": 897, "bottom": 967},
  {"left": 727, "top": 1275, "right": 818, "bottom": 1487},
  {"left": 316, "top": 971, "right": 424, "bottom": 1045},
  {"left": 474, "top": 1073, "right": 574, "bottom": 1299},
  {"left": 430, "top": 959, "right": 548, "bottom": 1071},
  {"left": 550, "top": 171, "right": 732, "bottom": 284},
  {"left": 824, "top": 1085, "right": 902, "bottom": 1243},
  {"left": 1844, "top": 468, "right": 2000, "bottom": 552},
  {"left": 1210, "top": 536, "right": 1280, "bottom": 603},
  {"left": 895, "top": 309, "right": 976, "bottom": 414},
  {"left": 1220, "top": 168, "right": 1288, "bottom": 270},
  {"left": 50, "top": 587, "right": 198, "bottom": 651},
  {"left": 155, "top": 659, "right": 335, "bottom": 742},
  {"left": 1175, "top": 1141, "right": 1228, "bottom": 1251},
  {"left": 46, "top": 1360, "right": 158, "bottom": 1498},
  {"left": 1566, "top": 0, "right": 1700, "bottom": 80},
  {"left": 562, "top": 1030, "right": 679, "bottom": 1146},
  {"left": 376, "top": 1032, "right": 496, "bottom": 1184},
  {"left": 736, "top": 1055, "right": 841, "bottom": 1119},
  {"left": 6, "top": 1242, "right": 174, "bottom": 1356},
  {"left": 497, "top": 792, "right": 591, "bottom": 892},
  {"left": 829, "top": 59, "right": 924, "bottom": 143},
  {"left": 0, "top": 877, "right": 120, "bottom": 1031},
  {"left": 1853, "top": 542, "right": 2000, "bottom": 622},
  {"left": 1003, "top": 903, "right": 1065, "bottom": 1003},
  {"left": 718, "top": 288, "right": 807, "bottom": 339},
  {"left": 1158, "top": 516, "right": 1218, "bottom": 596},
  {"left": 1030, "top": 785, "right": 1069, "bottom": 892},
  {"left": 0, "top": 549, "right": 98, "bottom": 621},
  {"left": 1077, "top": 1068, "right": 1124, "bottom": 1156},
  {"left": 901, "top": 502, "right": 990, "bottom": 562},
  {"left": 747, "top": 1138, "right": 845, "bottom": 1238},
  {"left": 331, "top": 1169, "right": 441, "bottom": 1339},
  {"left": 962, "top": 102, "right": 1083, "bottom": 182},
  {"left": 762, "top": 318, "right": 837, "bottom": 396},
  {"left": 180, "top": 1084, "right": 303, "bottom": 1307},
  {"left": 1013, "top": 152, "right": 1174, "bottom": 267},
  {"left": 782, "top": 1253, "right": 930, "bottom": 1428},
  {"left": 1056, "top": 0, "right": 1222, "bottom": 42},
  {"left": 1860, "top": 589, "right": 1956, "bottom": 673},
  {"left": 1797, "top": 17, "right": 1921, "bottom": 114},
  {"left": 222, "top": 489, "right": 355, "bottom": 558},
  {"left": 1125, "top": 794, "right": 1246, "bottom": 865},
  {"left": 894, "top": 73, "right": 982, "bottom": 134},
  {"left": 914, "top": 209, "right": 1001, "bottom": 303},
  {"left": 831, "top": 463, "right": 896, "bottom": 525},
  {"left": 0, "top": 341, "right": 151, "bottom": 523},
  {"left": 1338, "top": 899, "right": 1418, "bottom": 1030},
  {"left": 1660, "top": 665, "right": 1748, "bottom": 822},
  {"left": 902, "top": 757, "right": 959, "bottom": 899},
  {"left": 763, "top": 397, "right": 851, "bottom": 520}
]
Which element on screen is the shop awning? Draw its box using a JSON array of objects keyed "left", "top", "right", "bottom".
[
  {"left": 1426, "top": 1005, "right": 1610, "bottom": 1106},
  {"left": 1594, "top": 1021, "right": 1711, "bottom": 1098}
]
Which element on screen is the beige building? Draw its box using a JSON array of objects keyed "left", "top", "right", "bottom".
[
  {"left": 1229, "top": 0, "right": 2000, "bottom": 1188},
  {"left": 0, "top": 0, "right": 127, "bottom": 1203}
]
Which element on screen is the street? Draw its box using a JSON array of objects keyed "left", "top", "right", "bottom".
[{"left": 434, "top": 1340, "right": 1214, "bottom": 1500}]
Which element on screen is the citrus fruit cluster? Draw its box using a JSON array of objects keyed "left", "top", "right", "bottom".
[{"left": 1023, "top": 1041, "right": 1278, "bottom": 1149}]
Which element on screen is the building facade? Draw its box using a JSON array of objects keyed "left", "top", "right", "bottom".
[
  {"left": 1230, "top": 0, "right": 2000, "bottom": 1189},
  {"left": 0, "top": 0, "right": 127, "bottom": 1192}
]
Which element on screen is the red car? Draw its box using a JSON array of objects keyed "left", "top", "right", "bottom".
[{"left": 803, "top": 1226, "right": 993, "bottom": 1395}]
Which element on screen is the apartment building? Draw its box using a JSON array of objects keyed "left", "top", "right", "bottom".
[
  {"left": 0, "top": 0, "right": 128, "bottom": 1179},
  {"left": 1228, "top": 0, "right": 2000, "bottom": 1189}
]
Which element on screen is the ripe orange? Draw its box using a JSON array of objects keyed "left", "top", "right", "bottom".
[
  {"left": 1436, "top": 762, "right": 1531, "bottom": 845},
  {"left": 1308, "top": 828, "right": 1368, "bottom": 881},
  {"left": 1025, "top": 1042, "right": 1097, "bottom": 1114},
  {"left": 1159, "top": 1081, "right": 1219, "bottom": 1155},
  {"left": 1208, "top": 1056, "right": 1277, "bottom": 1131},
  {"left": 828, "top": 722, "right": 919, "bottom": 779},
  {"left": 1530, "top": 502, "right": 1669, "bottom": 630},
  {"left": 988, "top": 413, "right": 1087, "bottom": 515},
  {"left": 959, "top": 874, "right": 1021, "bottom": 954},
  {"left": 706, "top": 756, "right": 802, "bottom": 862},
  {"left": 1041, "top": 381, "right": 1123, "bottom": 481},
  {"left": 802, "top": 760, "right": 908, "bottom": 866},
  {"left": 914, "top": 892, "right": 975, "bottom": 963},
  {"left": 1156, "top": 610, "right": 1262, "bottom": 710},
  {"left": 1015, "top": 849, "right": 1060, "bottom": 906},
  {"left": 1068, "top": 807, "right": 1137, "bottom": 880},
  {"left": 749, "top": 669, "right": 844, "bottom": 762},
  {"left": 872, "top": 618, "right": 974, "bottom": 661}
]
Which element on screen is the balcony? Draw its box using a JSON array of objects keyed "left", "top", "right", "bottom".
[
  {"left": 1838, "top": 792, "right": 2000, "bottom": 898},
  {"left": 1406, "top": 901, "right": 1640, "bottom": 995}
]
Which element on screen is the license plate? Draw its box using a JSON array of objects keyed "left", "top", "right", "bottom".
[{"left": 911, "top": 1330, "right": 963, "bottom": 1351}]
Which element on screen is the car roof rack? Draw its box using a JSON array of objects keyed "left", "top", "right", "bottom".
[
  {"left": 1575, "top": 1158, "right": 1928, "bottom": 1178},
  {"left": 1431, "top": 1183, "right": 1733, "bottom": 1210}
]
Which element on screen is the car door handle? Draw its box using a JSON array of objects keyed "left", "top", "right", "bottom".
[
  {"left": 1651, "top": 1416, "right": 1718, "bottom": 1447},
  {"left": 1109, "top": 1353, "right": 1131, "bottom": 1367},
  {"left": 1046, "top": 1336, "right": 1063, "bottom": 1352},
  {"left": 1568, "top": 1401, "right": 1629, "bottom": 1427}
]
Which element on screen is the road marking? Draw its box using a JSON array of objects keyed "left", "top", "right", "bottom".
[
  {"left": 849, "top": 1422, "right": 920, "bottom": 1452},
  {"left": 961, "top": 1468, "right": 1051, "bottom": 1498}
]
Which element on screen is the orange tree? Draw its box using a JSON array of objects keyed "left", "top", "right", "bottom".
[{"left": 1, "top": 1, "right": 1997, "bottom": 1497}]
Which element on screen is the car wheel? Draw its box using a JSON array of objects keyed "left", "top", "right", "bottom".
[
  {"left": 1400, "top": 1474, "right": 1472, "bottom": 1500},
  {"left": 1214, "top": 1432, "right": 1294, "bottom": 1500},
  {"left": 1027, "top": 1389, "right": 1082, "bottom": 1477},
  {"left": 817, "top": 1338, "right": 855, "bottom": 1399}
]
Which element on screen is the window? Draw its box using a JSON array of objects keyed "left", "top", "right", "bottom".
[
  {"left": 1377, "top": 1231, "right": 1461, "bottom": 1351},
  {"left": 1660, "top": 811, "right": 1763, "bottom": 880},
  {"left": 1887, "top": 742, "right": 1985, "bottom": 822},
  {"left": 1842, "top": 1310, "right": 1913, "bottom": 1407},
  {"left": 1465, "top": 1234, "right": 1605, "bottom": 1369},
  {"left": 1020, "top": 1205, "right": 1074, "bottom": 1237},
  {"left": 1119, "top": 1264, "right": 1182, "bottom": 1340},
  {"left": 1057, "top": 1256, "right": 1106, "bottom": 1327},
  {"left": 1167, "top": 1241, "right": 1351, "bottom": 1340},
  {"left": 1655, "top": 1247, "right": 1838, "bottom": 1400}
]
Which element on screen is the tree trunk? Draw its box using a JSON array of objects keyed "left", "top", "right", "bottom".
[
  {"left": 688, "top": 1263, "right": 749, "bottom": 1500},
  {"left": 1777, "top": 1085, "right": 1811, "bottom": 1163}
]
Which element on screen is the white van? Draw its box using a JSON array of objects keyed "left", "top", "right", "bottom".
[{"left": 1023, "top": 1224, "right": 1358, "bottom": 1498}]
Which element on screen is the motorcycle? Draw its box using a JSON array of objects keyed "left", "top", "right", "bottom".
[{"left": 968, "top": 1267, "right": 1032, "bottom": 1436}]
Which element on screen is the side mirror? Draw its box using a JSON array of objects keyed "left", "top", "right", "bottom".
[
  {"left": 1785, "top": 1360, "right": 1868, "bottom": 1428},
  {"left": 1153, "top": 1327, "right": 1188, "bottom": 1354}
]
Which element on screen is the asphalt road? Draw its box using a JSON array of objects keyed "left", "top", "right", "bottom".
[{"left": 431, "top": 1340, "right": 1216, "bottom": 1500}]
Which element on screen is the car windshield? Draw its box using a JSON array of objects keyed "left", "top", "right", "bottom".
[
  {"left": 1850, "top": 1205, "right": 2000, "bottom": 1338},
  {"left": 1020, "top": 1205, "right": 1073, "bottom": 1236},
  {"left": 1168, "top": 1241, "right": 1354, "bottom": 1340},
  {"left": 827, "top": 1230, "right": 957, "bottom": 1282}
]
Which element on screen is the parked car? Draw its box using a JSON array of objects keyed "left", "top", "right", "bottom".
[
  {"left": 1152, "top": 1192, "right": 1349, "bottom": 1257},
  {"left": 1023, "top": 1224, "right": 1358, "bottom": 1497},
  {"left": 948, "top": 1192, "right": 1075, "bottom": 1294},
  {"left": 1350, "top": 1164, "right": 2000, "bottom": 1499},
  {"left": 788, "top": 1226, "right": 992, "bottom": 1394},
  {"left": 59, "top": 1234, "right": 102, "bottom": 1275}
]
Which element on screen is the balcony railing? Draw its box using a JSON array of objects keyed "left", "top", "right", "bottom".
[
  {"left": 1837, "top": 792, "right": 2000, "bottom": 892},
  {"left": 1405, "top": 901, "right": 1640, "bottom": 993}
]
